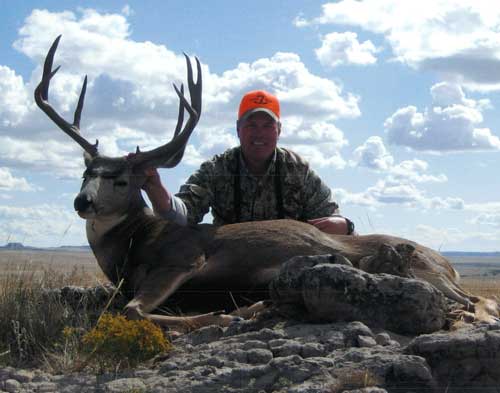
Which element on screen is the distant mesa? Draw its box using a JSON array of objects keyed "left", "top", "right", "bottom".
[
  {"left": 0, "top": 242, "right": 91, "bottom": 252},
  {"left": 442, "top": 251, "right": 500, "bottom": 257},
  {"left": 4, "top": 242, "right": 25, "bottom": 250}
]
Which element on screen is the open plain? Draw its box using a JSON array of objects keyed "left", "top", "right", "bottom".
[{"left": 1, "top": 247, "right": 499, "bottom": 298}]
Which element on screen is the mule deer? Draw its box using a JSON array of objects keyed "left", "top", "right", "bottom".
[{"left": 36, "top": 36, "right": 499, "bottom": 332}]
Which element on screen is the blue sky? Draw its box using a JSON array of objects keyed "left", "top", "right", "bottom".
[{"left": 1, "top": 0, "right": 500, "bottom": 251}]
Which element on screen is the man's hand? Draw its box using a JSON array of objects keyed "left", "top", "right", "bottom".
[
  {"left": 141, "top": 167, "right": 162, "bottom": 192},
  {"left": 308, "top": 216, "right": 353, "bottom": 235},
  {"left": 141, "top": 168, "right": 172, "bottom": 213},
  {"left": 126, "top": 154, "right": 172, "bottom": 214}
]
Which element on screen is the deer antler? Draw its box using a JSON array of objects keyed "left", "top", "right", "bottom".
[
  {"left": 34, "top": 35, "right": 99, "bottom": 157},
  {"left": 35, "top": 36, "right": 202, "bottom": 166},
  {"left": 129, "top": 54, "right": 202, "bottom": 169}
]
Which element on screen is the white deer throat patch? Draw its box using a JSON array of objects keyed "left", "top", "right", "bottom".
[{"left": 86, "top": 215, "right": 128, "bottom": 245}]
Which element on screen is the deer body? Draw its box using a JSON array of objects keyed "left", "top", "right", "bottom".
[
  {"left": 35, "top": 36, "right": 498, "bottom": 332},
  {"left": 86, "top": 209, "right": 473, "bottom": 316}
]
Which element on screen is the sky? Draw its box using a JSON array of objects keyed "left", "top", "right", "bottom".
[{"left": 1, "top": 0, "right": 500, "bottom": 251}]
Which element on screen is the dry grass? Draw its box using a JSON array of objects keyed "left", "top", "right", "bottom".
[
  {"left": 461, "top": 277, "right": 500, "bottom": 299},
  {"left": 0, "top": 249, "right": 103, "bottom": 284},
  {"left": 0, "top": 249, "right": 173, "bottom": 372},
  {"left": 0, "top": 262, "right": 98, "bottom": 370}
]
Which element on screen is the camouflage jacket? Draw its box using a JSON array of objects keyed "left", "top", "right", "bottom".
[{"left": 176, "top": 147, "right": 339, "bottom": 225}]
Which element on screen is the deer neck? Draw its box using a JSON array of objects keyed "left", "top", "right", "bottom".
[
  {"left": 86, "top": 194, "right": 151, "bottom": 249},
  {"left": 86, "top": 206, "right": 154, "bottom": 284}
]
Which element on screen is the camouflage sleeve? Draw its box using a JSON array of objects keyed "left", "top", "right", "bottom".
[
  {"left": 301, "top": 166, "right": 339, "bottom": 219},
  {"left": 174, "top": 160, "right": 215, "bottom": 224}
]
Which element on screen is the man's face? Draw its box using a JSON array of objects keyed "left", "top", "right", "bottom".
[{"left": 237, "top": 111, "right": 280, "bottom": 164}]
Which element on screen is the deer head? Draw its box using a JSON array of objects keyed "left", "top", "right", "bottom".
[{"left": 34, "top": 35, "right": 202, "bottom": 219}]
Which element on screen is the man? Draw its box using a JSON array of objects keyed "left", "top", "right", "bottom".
[{"left": 142, "top": 90, "right": 355, "bottom": 235}]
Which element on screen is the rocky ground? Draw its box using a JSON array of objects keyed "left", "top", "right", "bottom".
[
  {"left": 1, "top": 314, "right": 500, "bottom": 393},
  {"left": 2, "top": 252, "right": 500, "bottom": 393}
]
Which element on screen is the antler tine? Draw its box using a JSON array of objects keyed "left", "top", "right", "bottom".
[
  {"left": 173, "top": 84, "right": 185, "bottom": 138},
  {"left": 185, "top": 53, "right": 202, "bottom": 115},
  {"left": 129, "top": 54, "right": 202, "bottom": 169},
  {"left": 34, "top": 35, "right": 98, "bottom": 157}
]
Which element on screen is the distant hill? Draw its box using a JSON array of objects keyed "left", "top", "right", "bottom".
[
  {"left": 0, "top": 242, "right": 91, "bottom": 252},
  {"left": 2, "top": 242, "right": 25, "bottom": 250},
  {"left": 1, "top": 242, "right": 497, "bottom": 256},
  {"left": 442, "top": 251, "right": 500, "bottom": 257}
]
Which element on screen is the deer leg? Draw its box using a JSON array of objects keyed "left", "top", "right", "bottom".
[
  {"left": 472, "top": 297, "right": 500, "bottom": 324},
  {"left": 124, "top": 268, "right": 193, "bottom": 318},
  {"left": 124, "top": 258, "right": 241, "bottom": 332},
  {"left": 140, "top": 311, "right": 239, "bottom": 333},
  {"left": 413, "top": 269, "right": 476, "bottom": 308},
  {"left": 231, "top": 300, "right": 271, "bottom": 319}
]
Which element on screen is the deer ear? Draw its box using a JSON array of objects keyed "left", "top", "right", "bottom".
[{"left": 83, "top": 151, "right": 92, "bottom": 167}]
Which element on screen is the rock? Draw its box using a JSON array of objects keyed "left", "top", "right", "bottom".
[
  {"left": 271, "top": 258, "right": 447, "bottom": 334},
  {"left": 42, "top": 284, "right": 127, "bottom": 313},
  {"left": 34, "top": 381, "right": 58, "bottom": 392},
  {"left": 374, "top": 333, "right": 391, "bottom": 346},
  {"left": 3, "top": 379, "right": 21, "bottom": 393},
  {"left": 184, "top": 325, "right": 224, "bottom": 345},
  {"left": 270, "top": 254, "right": 353, "bottom": 306},
  {"left": 9, "top": 370, "right": 33, "bottom": 383},
  {"left": 1, "top": 314, "right": 498, "bottom": 392},
  {"left": 104, "top": 377, "right": 147, "bottom": 392},
  {"left": 331, "top": 347, "right": 435, "bottom": 392},
  {"left": 247, "top": 348, "right": 273, "bottom": 364},
  {"left": 359, "top": 243, "right": 415, "bottom": 278},
  {"left": 357, "top": 335, "right": 377, "bottom": 348},
  {"left": 406, "top": 325, "right": 500, "bottom": 390}
]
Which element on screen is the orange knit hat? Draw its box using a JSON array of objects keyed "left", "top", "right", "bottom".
[{"left": 238, "top": 90, "right": 280, "bottom": 122}]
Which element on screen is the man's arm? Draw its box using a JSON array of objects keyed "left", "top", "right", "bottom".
[
  {"left": 142, "top": 158, "right": 216, "bottom": 225},
  {"left": 142, "top": 168, "right": 188, "bottom": 226},
  {"left": 301, "top": 167, "right": 355, "bottom": 235},
  {"left": 175, "top": 161, "right": 215, "bottom": 224}
]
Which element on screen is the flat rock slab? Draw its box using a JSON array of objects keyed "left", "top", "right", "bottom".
[
  {"left": 406, "top": 324, "right": 500, "bottom": 391},
  {"left": 270, "top": 255, "right": 447, "bottom": 334}
]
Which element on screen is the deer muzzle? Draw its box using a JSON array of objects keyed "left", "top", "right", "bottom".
[{"left": 74, "top": 193, "right": 93, "bottom": 214}]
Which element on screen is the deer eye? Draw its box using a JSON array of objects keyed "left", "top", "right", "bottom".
[{"left": 114, "top": 180, "right": 128, "bottom": 187}]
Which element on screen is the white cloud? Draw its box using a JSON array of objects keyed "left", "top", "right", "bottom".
[
  {"left": 466, "top": 201, "right": 500, "bottom": 214},
  {"left": 349, "top": 135, "right": 453, "bottom": 211},
  {"left": 0, "top": 66, "right": 30, "bottom": 127},
  {"left": 352, "top": 136, "right": 394, "bottom": 170},
  {"left": 352, "top": 136, "right": 447, "bottom": 182},
  {"left": 472, "top": 213, "right": 500, "bottom": 227},
  {"left": 208, "top": 52, "right": 360, "bottom": 122},
  {"left": 315, "top": 32, "right": 379, "bottom": 68},
  {"left": 284, "top": 143, "right": 346, "bottom": 169},
  {"left": 0, "top": 137, "right": 84, "bottom": 178},
  {"left": 300, "top": 0, "right": 500, "bottom": 90},
  {"left": 333, "top": 180, "right": 464, "bottom": 210},
  {"left": 388, "top": 160, "right": 447, "bottom": 184},
  {"left": 0, "top": 168, "right": 35, "bottom": 191},
  {"left": 0, "top": 204, "right": 85, "bottom": 247},
  {"left": 411, "top": 224, "right": 500, "bottom": 251},
  {"left": 385, "top": 82, "right": 500, "bottom": 151},
  {"left": 2, "top": 8, "right": 359, "bottom": 175},
  {"left": 366, "top": 179, "right": 424, "bottom": 205}
]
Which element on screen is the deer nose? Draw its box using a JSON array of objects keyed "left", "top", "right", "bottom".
[{"left": 74, "top": 193, "right": 92, "bottom": 212}]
